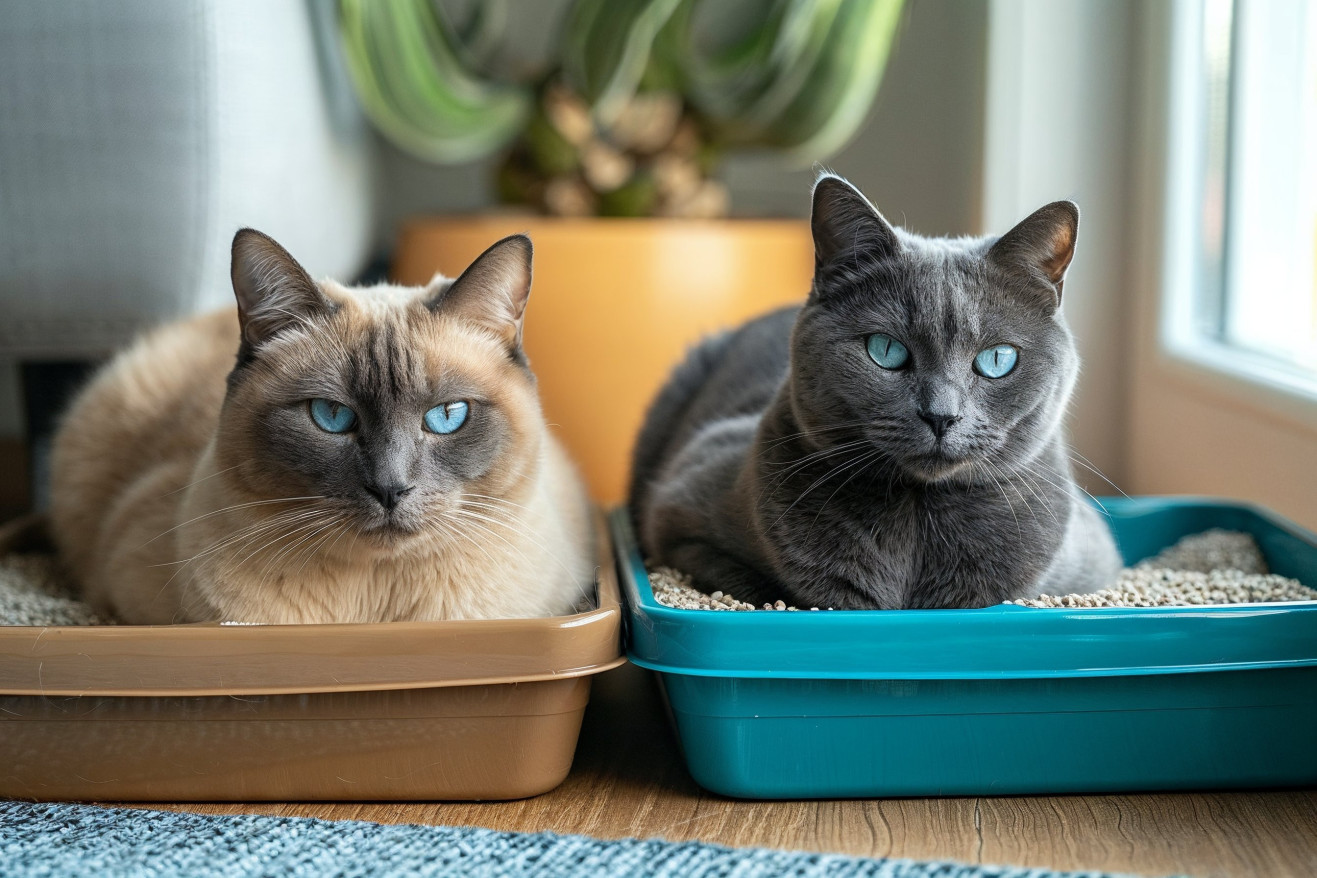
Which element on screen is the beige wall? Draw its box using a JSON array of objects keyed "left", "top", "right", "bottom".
[{"left": 1129, "top": 370, "right": 1317, "bottom": 530}]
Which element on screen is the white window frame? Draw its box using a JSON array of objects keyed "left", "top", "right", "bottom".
[
  {"left": 1156, "top": 0, "right": 1317, "bottom": 425},
  {"left": 984, "top": 0, "right": 1317, "bottom": 529},
  {"left": 1126, "top": 0, "right": 1317, "bottom": 528}
]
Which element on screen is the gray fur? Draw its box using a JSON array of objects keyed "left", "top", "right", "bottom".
[{"left": 629, "top": 176, "right": 1120, "bottom": 609}]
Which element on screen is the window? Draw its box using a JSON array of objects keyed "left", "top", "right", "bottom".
[{"left": 1188, "top": 0, "right": 1317, "bottom": 382}]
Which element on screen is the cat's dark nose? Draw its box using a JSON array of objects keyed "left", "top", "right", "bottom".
[
  {"left": 365, "top": 483, "right": 414, "bottom": 511},
  {"left": 918, "top": 411, "right": 961, "bottom": 439}
]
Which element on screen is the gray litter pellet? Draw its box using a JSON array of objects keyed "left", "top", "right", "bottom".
[
  {"left": 0, "top": 554, "right": 114, "bottom": 626},
  {"left": 650, "top": 529, "right": 1316, "bottom": 612},
  {"left": 649, "top": 566, "right": 756, "bottom": 611},
  {"left": 1012, "top": 565, "right": 1315, "bottom": 608},
  {"left": 1138, "top": 528, "right": 1267, "bottom": 574}
]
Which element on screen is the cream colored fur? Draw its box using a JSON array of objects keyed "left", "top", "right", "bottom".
[{"left": 51, "top": 275, "right": 593, "bottom": 625}]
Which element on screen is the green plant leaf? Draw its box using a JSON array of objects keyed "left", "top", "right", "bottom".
[
  {"left": 438, "top": 0, "right": 509, "bottom": 74},
  {"left": 757, "top": 0, "right": 904, "bottom": 160},
  {"left": 338, "top": 0, "right": 531, "bottom": 164},
  {"left": 662, "top": 0, "right": 833, "bottom": 123},
  {"left": 561, "top": 0, "right": 685, "bottom": 126},
  {"left": 667, "top": 0, "right": 904, "bottom": 162}
]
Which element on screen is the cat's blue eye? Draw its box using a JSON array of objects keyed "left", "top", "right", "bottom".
[
  {"left": 866, "top": 333, "right": 910, "bottom": 370},
  {"left": 974, "top": 344, "right": 1019, "bottom": 378},
  {"left": 424, "top": 401, "right": 469, "bottom": 434},
  {"left": 309, "top": 398, "right": 357, "bottom": 433}
]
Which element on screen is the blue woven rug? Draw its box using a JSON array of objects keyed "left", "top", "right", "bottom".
[{"left": 1, "top": 801, "right": 1128, "bottom": 878}]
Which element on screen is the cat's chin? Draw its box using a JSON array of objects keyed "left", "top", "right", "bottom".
[
  {"left": 355, "top": 517, "right": 428, "bottom": 547},
  {"left": 903, "top": 451, "right": 975, "bottom": 483}
]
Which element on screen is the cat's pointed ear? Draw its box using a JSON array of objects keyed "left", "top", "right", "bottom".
[
  {"left": 987, "top": 201, "right": 1079, "bottom": 311},
  {"left": 811, "top": 174, "right": 900, "bottom": 269},
  {"left": 426, "top": 234, "right": 532, "bottom": 352},
  {"left": 231, "top": 229, "right": 335, "bottom": 348}
]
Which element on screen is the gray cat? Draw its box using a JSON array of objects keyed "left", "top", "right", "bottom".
[{"left": 629, "top": 175, "right": 1121, "bottom": 609}]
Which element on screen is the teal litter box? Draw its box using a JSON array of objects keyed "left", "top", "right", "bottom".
[{"left": 611, "top": 497, "right": 1317, "bottom": 798}]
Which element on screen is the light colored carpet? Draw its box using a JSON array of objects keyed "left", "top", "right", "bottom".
[{"left": 0, "top": 800, "right": 1132, "bottom": 878}]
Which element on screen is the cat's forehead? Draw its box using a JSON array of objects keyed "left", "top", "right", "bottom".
[
  {"left": 897, "top": 237, "right": 1049, "bottom": 335},
  {"left": 257, "top": 280, "right": 515, "bottom": 400},
  {"left": 848, "top": 244, "right": 986, "bottom": 337}
]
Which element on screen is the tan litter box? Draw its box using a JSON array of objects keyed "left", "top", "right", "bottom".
[{"left": 0, "top": 515, "right": 625, "bottom": 802}]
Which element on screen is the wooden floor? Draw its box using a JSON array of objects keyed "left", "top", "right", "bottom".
[{"left": 149, "top": 663, "right": 1317, "bottom": 878}]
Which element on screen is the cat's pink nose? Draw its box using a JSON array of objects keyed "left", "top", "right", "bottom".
[{"left": 365, "top": 483, "right": 414, "bottom": 511}]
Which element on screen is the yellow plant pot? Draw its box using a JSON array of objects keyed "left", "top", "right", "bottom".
[{"left": 394, "top": 217, "right": 813, "bottom": 504}]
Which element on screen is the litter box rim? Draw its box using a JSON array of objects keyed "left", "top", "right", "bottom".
[
  {"left": 614, "top": 498, "right": 1317, "bottom": 680},
  {"left": 0, "top": 514, "right": 625, "bottom": 697}
]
